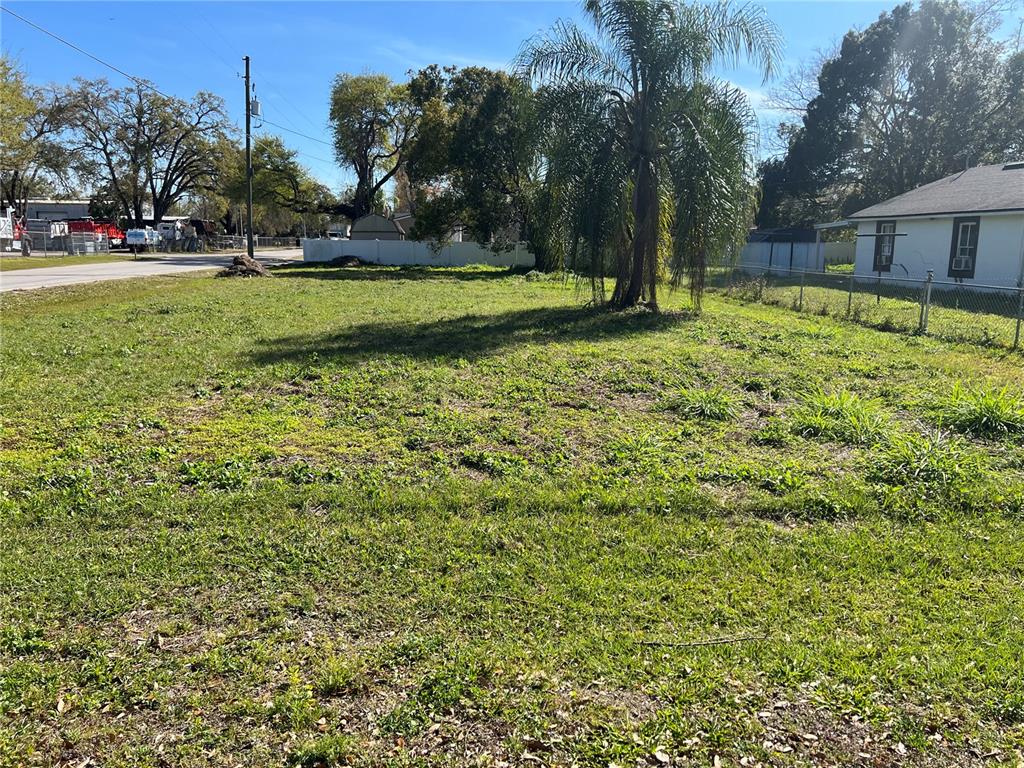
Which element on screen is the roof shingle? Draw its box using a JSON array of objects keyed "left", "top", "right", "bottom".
[{"left": 848, "top": 163, "right": 1024, "bottom": 219}]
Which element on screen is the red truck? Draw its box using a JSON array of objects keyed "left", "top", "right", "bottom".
[{"left": 68, "top": 219, "right": 126, "bottom": 247}]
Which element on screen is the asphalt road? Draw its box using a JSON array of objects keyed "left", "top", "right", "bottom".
[{"left": 0, "top": 249, "right": 304, "bottom": 293}]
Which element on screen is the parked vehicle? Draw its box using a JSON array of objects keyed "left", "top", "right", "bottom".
[
  {"left": 1, "top": 209, "right": 32, "bottom": 254},
  {"left": 68, "top": 219, "right": 126, "bottom": 247},
  {"left": 125, "top": 227, "right": 161, "bottom": 252}
]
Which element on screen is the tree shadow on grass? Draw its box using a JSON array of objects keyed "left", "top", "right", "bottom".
[
  {"left": 270, "top": 263, "right": 527, "bottom": 282},
  {"left": 251, "top": 304, "right": 694, "bottom": 365}
]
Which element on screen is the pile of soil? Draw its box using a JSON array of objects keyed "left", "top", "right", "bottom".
[
  {"left": 330, "top": 255, "right": 365, "bottom": 268},
  {"left": 218, "top": 254, "right": 272, "bottom": 278}
]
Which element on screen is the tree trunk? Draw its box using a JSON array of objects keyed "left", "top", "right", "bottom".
[{"left": 615, "top": 156, "right": 657, "bottom": 309}]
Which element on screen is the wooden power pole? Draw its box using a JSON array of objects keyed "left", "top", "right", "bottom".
[{"left": 244, "top": 55, "right": 254, "bottom": 258}]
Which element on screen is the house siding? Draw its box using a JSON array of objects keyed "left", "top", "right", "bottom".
[{"left": 853, "top": 213, "right": 1024, "bottom": 287}]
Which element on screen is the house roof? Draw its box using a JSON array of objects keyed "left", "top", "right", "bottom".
[
  {"left": 747, "top": 227, "right": 817, "bottom": 243},
  {"left": 350, "top": 213, "right": 401, "bottom": 234},
  {"left": 848, "top": 162, "right": 1024, "bottom": 220}
]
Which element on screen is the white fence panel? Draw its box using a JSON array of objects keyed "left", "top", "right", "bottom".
[
  {"left": 302, "top": 238, "right": 534, "bottom": 268},
  {"left": 740, "top": 241, "right": 825, "bottom": 271}
]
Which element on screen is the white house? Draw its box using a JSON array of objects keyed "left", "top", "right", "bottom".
[{"left": 848, "top": 162, "right": 1024, "bottom": 287}]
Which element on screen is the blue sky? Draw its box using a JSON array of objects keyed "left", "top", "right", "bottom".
[{"left": 0, "top": 0, "right": 1005, "bottom": 190}]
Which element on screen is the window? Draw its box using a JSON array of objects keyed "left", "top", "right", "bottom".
[
  {"left": 873, "top": 220, "right": 896, "bottom": 272},
  {"left": 948, "top": 216, "right": 980, "bottom": 278}
]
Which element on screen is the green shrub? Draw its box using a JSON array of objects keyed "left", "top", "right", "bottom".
[
  {"left": 939, "top": 383, "right": 1024, "bottom": 438},
  {"left": 791, "top": 388, "right": 888, "bottom": 444}
]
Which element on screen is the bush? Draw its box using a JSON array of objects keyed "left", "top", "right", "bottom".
[
  {"left": 791, "top": 388, "right": 888, "bottom": 445},
  {"left": 939, "top": 383, "right": 1024, "bottom": 438}
]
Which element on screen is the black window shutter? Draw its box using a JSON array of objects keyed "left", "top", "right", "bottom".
[
  {"left": 873, "top": 222, "right": 883, "bottom": 271},
  {"left": 873, "top": 221, "right": 892, "bottom": 272},
  {"left": 947, "top": 216, "right": 980, "bottom": 279}
]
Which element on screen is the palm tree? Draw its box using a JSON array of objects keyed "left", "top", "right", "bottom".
[{"left": 519, "top": 0, "right": 780, "bottom": 310}]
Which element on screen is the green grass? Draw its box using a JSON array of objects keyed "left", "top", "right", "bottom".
[
  {"left": 938, "top": 383, "right": 1024, "bottom": 438},
  {"left": 0, "top": 253, "right": 137, "bottom": 271},
  {"left": 2, "top": 263, "right": 1023, "bottom": 767},
  {"left": 717, "top": 268, "right": 1023, "bottom": 350}
]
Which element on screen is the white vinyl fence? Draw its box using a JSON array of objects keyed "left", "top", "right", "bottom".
[
  {"left": 303, "top": 238, "right": 534, "bottom": 268},
  {"left": 739, "top": 241, "right": 856, "bottom": 271}
]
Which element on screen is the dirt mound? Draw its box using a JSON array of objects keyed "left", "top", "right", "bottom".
[
  {"left": 330, "top": 255, "right": 365, "bottom": 268},
  {"left": 218, "top": 254, "right": 272, "bottom": 278}
]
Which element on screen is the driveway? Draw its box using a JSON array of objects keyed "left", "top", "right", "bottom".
[{"left": 0, "top": 249, "right": 303, "bottom": 293}]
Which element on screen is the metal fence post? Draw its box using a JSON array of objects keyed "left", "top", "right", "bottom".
[
  {"left": 847, "top": 271, "right": 854, "bottom": 316},
  {"left": 798, "top": 268, "right": 806, "bottom": 312},
  {"left": 919, "top": 270, "right": 934, "bottom": 335},
  {"left": 1014, "top": 286, "right": 1023, "bottom": 351}
]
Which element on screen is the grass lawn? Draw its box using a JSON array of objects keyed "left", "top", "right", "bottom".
[
  {"left": 0, "top": 253, "right": 136, "bottom": 272},
  {"left": 1, "top": 264, "right": 1023, "bottom": 767}
]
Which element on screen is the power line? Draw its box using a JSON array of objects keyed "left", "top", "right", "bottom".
[
  {"left": 263, "top": 85, "right": 324, "bottom": 134},
  {"left": 3, "top": 6, "right": 342, "bottom": 186},
  {"left": 187, "top": 11, "right": 322, "bottom": 138},
  {"left": 251, "top": 134, "right": 336, "bottom": 166},
  {"left": 260, "top": 118, "right": 334, "bottom": 146},
  {"left": 1, "top": 5, "right": 177, "bottom": 101},
  {"left": 264, "top": 90, "right": 323, "bottom": 136}
]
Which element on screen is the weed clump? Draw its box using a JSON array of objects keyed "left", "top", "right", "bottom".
[
  {"left": 668, "top": 386, "right": 738, "bottom": 421},
  {"left": 791, "top": 388, "right": 888, "bottom": 444},
  {"left": 288, "top": 734, "right": 357, "bottom": 767},
  {"left": 751, "top": 417, "right": 790, "bottom": 446},
  {"left": 868, "top": 430, "right": 985, "bottom": 512},
  {"left": 939, "top": 383, "right": 1024, "bottom": 438}
]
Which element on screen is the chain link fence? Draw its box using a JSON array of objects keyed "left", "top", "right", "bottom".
[
  {"left": 213, "top": 235, "right": 299, "bottom": 250},
  {"left": 67, "top": 232, "right": 111, "bottom": 255},
  {"left": 710, "top": 264, "right": 1023, "bottom": 351}
]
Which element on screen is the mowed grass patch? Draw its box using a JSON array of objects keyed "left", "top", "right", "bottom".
[
  {"left": 2, "top": 264, "right": 1023, "bottom": 766},
  {"left": 0, "top": 253, "right": 136, "bottom": 271}
]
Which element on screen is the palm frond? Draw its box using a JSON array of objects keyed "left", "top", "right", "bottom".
[{"left": 516, "top": 19, "right": 632, "bottom": 94}]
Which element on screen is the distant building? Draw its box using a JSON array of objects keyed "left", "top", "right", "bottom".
[
  {"left": 848, "top": 162, "right": 1024, "bottom": 286},
  {"left": 24, "top": 199, "right": 90, "bottom": 221},
  {"left": 350, "top": 213, "right": 404, "bottom": 241}
]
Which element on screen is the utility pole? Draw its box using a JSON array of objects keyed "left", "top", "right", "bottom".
[{"left": 244, "top": 55, "right": 255, "bottom": 259}]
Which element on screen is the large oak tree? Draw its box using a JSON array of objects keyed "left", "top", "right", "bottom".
[
  {"left": 68, "top": 79, "right": 232, "bottom": 226},
  {"left": 327, "top": 74, "right": 418, "bottom": 221}
]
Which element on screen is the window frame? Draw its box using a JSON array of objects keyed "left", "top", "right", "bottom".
[
  {"left": 873, "top": 220, "right": 897, "bottom": 272},
  {"left": 947, "top": 216, "right": 980, "bottom": 279}
]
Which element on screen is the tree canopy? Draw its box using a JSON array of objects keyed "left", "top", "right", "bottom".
[
  {"left": 327, "top": 74, "right": 419, "bottom": 221},
  {"left": 0, "top": 55, "right": 76, "bottom": 212},
  {"left": 68, "top": 79, "right": 232, "bottom": 225},
  {"left": 221, "top": 136, "right": 337, "bottom": 234},
  {"left": 405, "top": 66, "right": 540, "bottom": 256},
  {"left": 758, "top": 0, "right": 1024, "bottom": 227}
]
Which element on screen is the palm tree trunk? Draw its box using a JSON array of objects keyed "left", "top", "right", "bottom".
[{"left": 618, "top": 156, "right": 657, "bottom": 309}]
